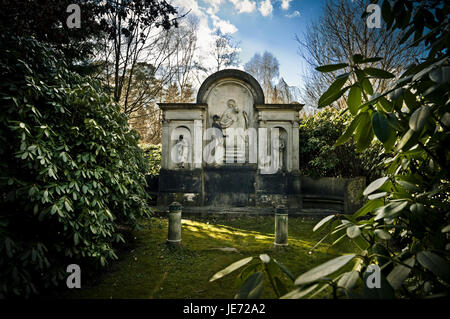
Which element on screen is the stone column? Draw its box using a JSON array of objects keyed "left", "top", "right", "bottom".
[
  {"left": 274, "top": 205, "right": 288, "bottom": 246},
  {"left": 161, "top": 119, "right": 170, "bottom": 169},
  {"left": 193, "top": 119, "right": 203, "bottom": 168},
  {"left": 167, "top": 202, "right": 182, "bottom": 246},
  {"left": 292, "top": 120, "right": 300, "bottom": 172}
]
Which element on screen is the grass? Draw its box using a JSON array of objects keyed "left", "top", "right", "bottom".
[{"left": 63, "top": 215, "right": 358, "bottom": 299}]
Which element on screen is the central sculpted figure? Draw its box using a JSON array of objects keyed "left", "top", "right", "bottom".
[
  {"left": 219, "top": 99, "right": 248, "bottom": 163},
  {"left": 219, "top": 99, "right": 248, "bottom": 130}
]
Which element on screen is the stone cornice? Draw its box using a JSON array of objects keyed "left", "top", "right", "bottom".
[
  {"left": 255, "top": 103, "right": 304, "bottom": 111},
  {"left": 157, "top": 103, "right": 207, "bottom": 110}
]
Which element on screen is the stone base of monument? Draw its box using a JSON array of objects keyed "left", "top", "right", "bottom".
[{"left": 153, "top": 172, "right": 366, "bottom": 215}]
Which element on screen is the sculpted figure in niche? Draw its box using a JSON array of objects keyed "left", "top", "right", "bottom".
[
  {"left": 272, "top": 135, "right": 286, "bottom": 172},
  {"left": 219, "top": 99, "right": 248, "bottom": 163},
  {"left": 219, "top": 99, "right": 248, "bottom": 130},
  {"left": 175, "top": 134, "right": 189, "bottom": 168}
]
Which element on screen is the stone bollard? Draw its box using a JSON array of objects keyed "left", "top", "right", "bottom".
[
  {"left": 167, "top": 202, "right": 182, "bottom": 247},
  {"left": 274, "top": 205, "right": 288, "bottom": 246}
]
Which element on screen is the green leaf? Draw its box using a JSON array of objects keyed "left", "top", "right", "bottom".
[
  {"left": 355, "top": 112, "right": 374, "bottom": 151},
  {"left": 381, "top": 0, "right": 393, "bottom": 26},
  {"left": 372, "top": 112, "right": 391, "bottom": 143},
  {"left": 352, "top": 54, "right": 364, "bottom": 64},
  {"left": 409, "top": 105, "right": 431, "bottom": 132},
  {"left": 337, "top": 270, "right": 360, "bottom": 291},
  {"left": 64, "top": 200, "right": 72, "bottom": 212},
  {"left": 397, "top": 180, "right": 420, "bottom": 192},
  {"left": 353, "top": 235, "right": 370, "bottom": 250},
  {"left": 417, "top": 251, "right": 450, "bottom": 283},
  {"left": 348, "top": 86, "right": 362, "bottom": 115},
  {"left": 210, "top": 257, "right": 253, "bottom": 282},
  {"left": 442, "top": 225, "right": 450, "bottom": 233},
  {"left": 274, "top": 276, "right": 288, "bottom": 296},
  {"left": 375, "top": 201, "right": 409, "bottom": 221},
  {"left": 313, "top": 214, "right": 335, "bottom": 232},
  {"left": 429, "top": 66, "right": 450, "bottom": 84},
  {"left": 363, "top": 177, "right": 389, "bottom": 196},
  {"left": 395, "top": 128, "right": 416, "bottom": 151},
  {"left": 334, "top": 113, "right": 364, "bottom": 146},
  {"left": 361, "top": 78, "right": 373, "bottom": 95},
  {"left": 273, "top": 259, "right": 295, "bottom": 282},
  {"left": 368, "top": 192, "right": 387, "bottom": 200},
  {"left": 373, "top": 243, "right": 390, "bottom": 266},
  {"left": 236, "top": 263, "right": 260, "bottom": 288},
  {"left": 403, "top": 90, "right": 418, "bottom": 110},
  {"left": 235, "top": 271, "right": 264, "bottom": 299},
  {"left": 318, "top": 74, "right": 350, "bottom": 108},
  {"left": 316, "top": 63, "right": 348, "bottom": 73},
  {"left": 347, "top": 225, "right": 361, "bottom": 238},
  {"left": 410, "top": 203, "right": 424, "bottom": 214},
  {"left": 361, "top": 57, "right": 384, "bottom": 64},
  {"left": 364, "top": 67, "right": 395, "bottom": 79},
  {"left": 353, "top": 198, "right": 385, "bottom": 218},
  {"left": 386, "top": 257, "right": 415, "bottom": 290},
  {"left": 383, "top": 127, "right": 397, "bottom": 151},
  {"left": 295, "top": 254, "right": 355, "bottom": 286},
  {"left": 374, "top": 229, "right": 391, "bottom": 240},
  {"left": 378, "top": 96, "right": 394, "bottom": 112}
]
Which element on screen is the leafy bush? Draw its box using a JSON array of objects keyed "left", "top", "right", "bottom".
[
  {"left": 140, "top": 143, "right": 162, "bottom": 176},
  {"left": 300, "top": 0, "right": 449, "bottom": 298},
  {"left": 214, "top": 0, "right": 449, "bottom": 299},
  {"left": 299, "top": 107, "right": 383, "bottom": 180},
  {"left": 0, "top": 34, "right": 150, "bottom": 297}
]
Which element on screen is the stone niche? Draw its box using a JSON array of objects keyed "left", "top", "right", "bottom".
[{"left": 157, "top": 69, "right": 303, "bottom": 208}]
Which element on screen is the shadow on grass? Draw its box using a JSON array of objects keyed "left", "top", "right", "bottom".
[{"left": 63, "top": 216, "right": 358, "bottom": 299}]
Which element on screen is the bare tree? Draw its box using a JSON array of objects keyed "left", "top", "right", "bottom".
[
  {"left": 244, "top": 51, "right": 280, "bottom": 103},
  {"left": 296, "top": 0, "right": 423, "bottom": 109},
  {"left": 212, "top": 30, "right": 241, "bottom": 72},
  {"left": 275, "top": 78, "right": 294, "bottom": 103},
  {"left": 127, "top": 16, "right": 199, "bottom": 144},
  {"left": 165, "top": 15, "right": 199, "bottom": 99},
  {"left": 92, "top": 0, "right": 181, "bottom": 116}
]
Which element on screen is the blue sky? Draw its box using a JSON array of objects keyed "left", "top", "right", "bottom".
[{"left": 172, "top": 0, "right": 324, "bottom": 88}]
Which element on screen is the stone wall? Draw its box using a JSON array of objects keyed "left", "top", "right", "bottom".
[{"left": 149, "top": 173, "right": 366, "bottom": 214}]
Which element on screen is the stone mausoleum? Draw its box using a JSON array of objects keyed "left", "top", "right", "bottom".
[{"left": 154, "top": 69, "right": 364, "bottom": 213}]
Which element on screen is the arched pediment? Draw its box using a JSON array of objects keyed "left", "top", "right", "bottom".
[{"left": 196, "top": 69, "right": 264, "bottom": 104}]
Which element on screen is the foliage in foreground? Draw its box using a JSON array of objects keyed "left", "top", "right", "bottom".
[
  {"left": 140, "top": 143, "right": 162, "bottom": 176},
  {"left": 0, "top": 34, "right": 150, "bottom": 297},
  {"left": 299, "top": 107, "right": 383, "bottom": 180},
  {"left": 213, "top": 0, "right": 449, "bottom": 298}
]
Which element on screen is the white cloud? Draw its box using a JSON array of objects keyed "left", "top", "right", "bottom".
[
  {"left": 281, "top": 0, "right": 292, "bottom": 10},
  {"left": 207, "top": 0, "right": 225, "bottom": 14},
  {"left": 211, "top": 14, "right": 238, "bottom": 34},
  {"left": 285, "top": 10, "right": 300, "bottom": 18},
  {"left": 229, "top": 0, "right": 257, "bottom": 13},
  {"left": 168, "top": 0, "right": 244, "bottom": 86},
  {"left": 258, "top": 0, "right": 273, "bottom": 16}
]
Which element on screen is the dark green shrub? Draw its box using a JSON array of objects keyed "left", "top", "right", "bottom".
[
  {"left": 299, "top": 107, "right": 383, "bottom": 180},
  {"left": 0, "top": 34, "right": 150, "bottom": 297},
  {"left": 140, "top": 143, "right": 162, "bottom": 176}
]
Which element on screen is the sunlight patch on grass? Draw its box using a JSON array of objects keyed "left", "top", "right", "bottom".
[{"left": 63, "top": 216, "right": 358, "bottom": 299}]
